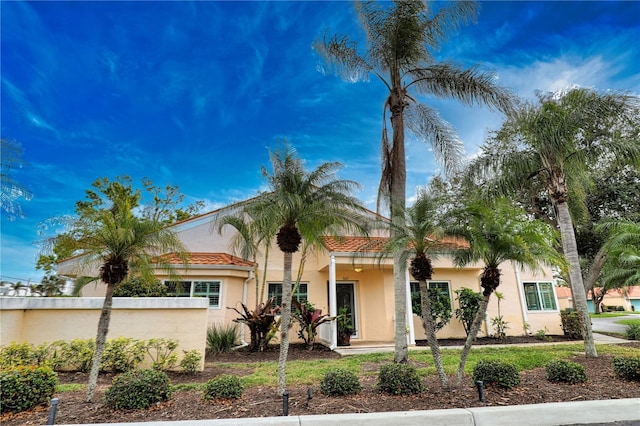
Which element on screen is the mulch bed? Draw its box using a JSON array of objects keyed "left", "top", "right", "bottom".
[{"left": 2, "top": 341, "right": 639, "bottom": 425}]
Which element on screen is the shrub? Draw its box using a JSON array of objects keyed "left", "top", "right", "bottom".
[
  {"left": 613, "top": 356, "right": 640, "bottom": 381},
  {"left": 455, "top": 288, "right": 483, "bottom": 336},
  {"left": 320, "top": 368, "right": 361, "bottom": 396},
  {"left": 0, "top": 342, "right": 39, "bottom": 368},
  {"left": 0, "top": 366, "right": 58, "bottom": 413},
  {"left": 203, "top": 374, "right": 243, "bottom": 400},
  {"left": 545, "top": 360, "right": 587, "bottom": 384},
  {"left": 113, "top": 277, "right": 167, "bottom": 297},
  {"left": 179, "top": 350, "right": 203, "bottom": 375},
  {"left": 54, "top": 339, "right": 95, "bottom": 372},
  {"left": 100, "top": 338, "right": 146, "bottom": 373},
  {"left": 146, "top": 338, "right": 178, "bottom": 371},
  {"left": 472, "top": 359, "right": 520, "bottom": 390},
  {"left": 377, "top": 363, "right": 424, "bottom": 395},
  {"left": 560, "top": 309, "right": 584, "bottom": 339},
  {"left": 206, "top": 324, "right": 238, "bottom": 355},
  {"left": 626, "top": 324, "right": 640, "bottom": 341},
  {"left": 105, "top": 369, "right": 172, "bottom": 410}
]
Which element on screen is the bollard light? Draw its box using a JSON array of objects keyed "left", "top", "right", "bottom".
[
  {"left": 47, "top": 398, "right": 59, "bottom": 425},
  {"left": 282, "top": 391, "right": 289, "bottom": 416},
  {"left": 476, "top": 380, "right": 485, "bottom": 402},
  {"left": 306, "top": 387, "right": 313, "bottom": 408}
]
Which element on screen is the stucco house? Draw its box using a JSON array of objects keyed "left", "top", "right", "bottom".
[
  {"left": 557, "top": 285, "right": 640, "bottom": 313},
  {"left": 57, "top": 202, "right": 564, "bottom": 349}
]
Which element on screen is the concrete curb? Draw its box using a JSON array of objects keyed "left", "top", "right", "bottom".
[{"left": 68, "top": 398, "right": 640, "bottom": 426}]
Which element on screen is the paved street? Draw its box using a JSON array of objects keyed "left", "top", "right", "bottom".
[{"left": 590, "top": 313, "right": 635, "bottom": 334}]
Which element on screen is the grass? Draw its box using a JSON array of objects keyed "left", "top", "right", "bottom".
[
  {"left": 616, "top": 319, "right": 640, "bottom": 326},
  {"left": 590, "top": 312, "right": 630, "bottom": 318},
  {"left": 51, "top": 343, "right": 639, "bottom": 392}
]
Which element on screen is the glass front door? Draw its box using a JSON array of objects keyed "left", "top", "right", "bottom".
[{"left": 336, "top": 282, "right": 357, "bottom": 337}]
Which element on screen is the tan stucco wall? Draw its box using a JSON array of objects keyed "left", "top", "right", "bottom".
[{"left": 0, "top": 297, "right": 209, "bottom": 370}]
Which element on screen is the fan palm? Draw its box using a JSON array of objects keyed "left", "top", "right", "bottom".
[
  {"left": 315, "top": 0, "right": 514, "bottom": 362},
  {"left": 468, "top": 88, "right": 640, "bottom": 357},
  {"left": 237, "top": 144, "right": 369, "bottom": 396},
  {"left": 380, "top": 188, "right": 450, "bottom": 387},
  {"left": 449, "top": 198, "right": 565, "bottom": 386},
  {"left": 49, "top": 178, "right": 187, "bottom": 402}
]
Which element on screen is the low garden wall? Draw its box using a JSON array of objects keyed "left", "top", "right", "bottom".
[{"left": 0, "top": 297, "right": 209, "bottom": 370}]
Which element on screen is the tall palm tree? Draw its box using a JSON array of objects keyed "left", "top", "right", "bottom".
[
  {"left": 49, "top": 177, "right": 187, "bottom": 402},
  {"left": 381, "top": 188, "right": 449, "bottom": 388},
  {"left": 468, "top": 88, "right": 640, "bottom": 357},
  {"left": 315, "top": 0, "right": 514, "bottom": 362},
  {"left": 597, "top": 219, "right": 640, "bottom": 289},
  {"left": 238, "top": 144, "right": 369, "bottom": 396},
  {"left": 1, "top": 138, "right": 33, "bottom": 220},
  {"left": 449, "top": 198, "right": 565, "bottom": 386}
]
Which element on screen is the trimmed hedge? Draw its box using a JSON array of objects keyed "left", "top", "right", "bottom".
[
  {"left": 472, "top": 359, "right": 520, "bottom": 390},
  {"left": 545, "top": 360, "right": 587, "bottom": 384},
  {"left": 203, "top": 374, "right": 243, "bottom": 400},
  {"left": 320, "top": 369, "right": 361, "bottom": 396},
  {"left": 0, "top": 366, "right": 58, "bottom": 413},
  {"left": 377, "top": 363, "right": 424, "bottom": 395},
  {"left": 105, "top": 369, "right": 172, "bottom": 410}
]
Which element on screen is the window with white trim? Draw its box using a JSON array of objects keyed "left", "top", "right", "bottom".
[
  {"left": 410, "top": 281, "right": 452, "bottom": 307},
  {"left": 523, "top": 281, "right": 557, "bottom": 311},
  {"left": 165, "top": 280, "right": 221, "bottom": 308},
  {"left": 268, "top": 282, "right": 308, "bottom": 306}
]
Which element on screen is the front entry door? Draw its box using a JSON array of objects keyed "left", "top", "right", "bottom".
[{"left": 336, "top": 282, "right": 357, "bottom": 337}]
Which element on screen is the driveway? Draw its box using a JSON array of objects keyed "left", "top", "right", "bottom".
[{"left": 590, "top": 313, "right": 633, "bottom": 334}]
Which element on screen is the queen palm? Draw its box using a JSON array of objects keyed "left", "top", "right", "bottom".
[
  {"left": 240, "top": 144, "right": 369, "bottom": 396},
  {"left": 449, "top": 198, "right": 564, "bottom": 386},
  {"left": 315, "top": 0, "right": 513, "bottom": 362},
  {"left": 597, "top": 219, "right": 640, "bottom": 289},
  {"left": 50, "top": 178, "right": 187, "bottom": 402},
  {"left": 381, "top": 188, "right": 450, "bottom": 387},
  {"left": 469, "top": 88, "right": 640, "bottom": 357}
]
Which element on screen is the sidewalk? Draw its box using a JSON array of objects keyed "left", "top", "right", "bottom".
[
  {"left": 68, "top": 398, "right": 640, "bottom": 426},
  {"left": 333, "top": 332, "right": 629, "bottom": 356}
]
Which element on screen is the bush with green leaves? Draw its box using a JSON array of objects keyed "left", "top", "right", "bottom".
[
  {"left": 53, "top": 339, "right": 95, "bottom": 372},
  {"left": 377, "top": 363, "right": 424, "bottom": 395},
  {"left": 113, "top": 277, "right": 167, "bottom": 297},
  {"left": 626, "top": 323, "right": 640, "bottom": 341},
  {"left": 320, "top": 368, "right": 361, "bottom": 396},
  {"left": 0, "top": 366, "right": 58, "bottom": 413},
  {"left": 104, "top": 369, "right": 172, "bottom": 410},
  {"left": 179, "top": 350, "right": 203, "bottom": 374},
  {"left": 472, "top": 359, "right": 520, "bottom": 390},
  {"left": 206, "top": 323, "right": 238, "bottom": 355},
  {"left": 203, "top": 374, "right": 243, "bottom": 400},
  {"left": 545, "top": 360, "right": 587, "bottom": 384},
  {"left": 560, "top": 309, "right": 584, "bottom": 339},
  {"left": 612, "top": 356, "right": 640, "bottom": 381},
  {"left": 0, "top": 342, "right": 40, "bottom": 368},
  {"left": 146, "top": 338, "right": 178, "bottom": 371},
  {"left": 455, "top": 288, "right": 483, "bottom": 336},
  {"left": 100, "top": 337, "right": 147, "bottom": 373}
]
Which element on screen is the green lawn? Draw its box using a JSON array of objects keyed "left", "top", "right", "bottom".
[
  {"left": 590, "top": 312, "right": 638, "bottom": 318},
  {"left": 616, "top": 318, "right": 640, "bottom": 326},
  {"left": 55, "top": 343, "right": 638, "bottom": 392}
]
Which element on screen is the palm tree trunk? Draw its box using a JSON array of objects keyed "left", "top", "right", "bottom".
[
  {"left": 419, "top": 280, "right": 448, "bottom": 388},
  {"left": 390, "top": 87, "right": 409, "bottom": 364},
  {"left": 277, "top": 251, "right": 293, "bottom": 396},
  {"left": 455, "top": 293, "right": 490, "bottom": 387},
  {"left": 556, "top": 201, "right": 597, "bottom": 357},
  {"left": 85, "top": 282, "right": 116, "bottom": 402}
]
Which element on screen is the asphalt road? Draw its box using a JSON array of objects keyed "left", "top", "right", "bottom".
[{"left": 590, "top": 313, "right": 634, "bottom": 334}]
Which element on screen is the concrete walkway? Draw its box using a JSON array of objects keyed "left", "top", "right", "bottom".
[{"left": 69, "top": 398, "right": 640, "bottom": 425}]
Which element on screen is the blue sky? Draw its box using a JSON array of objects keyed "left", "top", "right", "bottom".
[{"left": 2, "top": 1, "right": 639, "bottom": 285}]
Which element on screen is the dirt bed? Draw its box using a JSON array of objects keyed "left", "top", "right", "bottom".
[{"left": 2, "top": 341, "right": 639, "bottom": 425}]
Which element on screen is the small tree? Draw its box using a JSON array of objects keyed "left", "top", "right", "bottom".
[{"left": 454, "top": 288, "right": 483, "bottom": 336}]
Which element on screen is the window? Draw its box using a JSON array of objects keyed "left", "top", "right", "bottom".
[
  {"left": 165, "top": 280, "right": 221, "bottom": 308},
  {"left": 523, "top": 282, "right": 557, "bottom": 311},
  {"left": 410, "top": 281, "right": 451, "bottom": 303},
  {"left": 268, "top": 282, "right": 308, "bottom": 306}
]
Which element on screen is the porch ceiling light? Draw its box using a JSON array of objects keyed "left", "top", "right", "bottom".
[{"left": 354, "top": 266, "right": 363, "bottom": 273}]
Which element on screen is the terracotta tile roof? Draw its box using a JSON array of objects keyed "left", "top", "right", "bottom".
[
  {"left": 321, "top": 236, "right": 467, "bottom": 253},
  {"left": 555, "top": 286, "right": 573, "bottom": 298},
  {"left": 156, "top": 252, "right": 255, "bottom": 268},
  {"left": 322, "top": 236, "right": 388, "bottom": 253}
]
